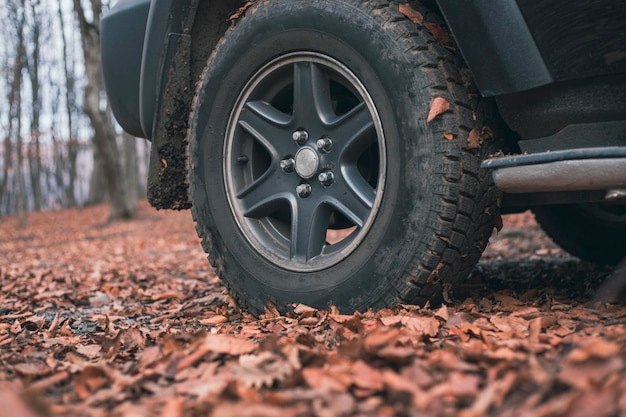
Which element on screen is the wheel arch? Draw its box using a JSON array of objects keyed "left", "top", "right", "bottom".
[
  {"left": 145, "top": 0, "right": 243, "bottom": 210},
  {"left": 435, "top": 0, "right": 552, "bottom": 97}
]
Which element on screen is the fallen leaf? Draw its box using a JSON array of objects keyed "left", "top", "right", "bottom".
[
  {"left": 352, "top": 361, "right": 384, "bottom": 391},
  {"left": 76, "top": 344, "right": 102, "bottom": 359},
  {"left": 467, "top": 129, "right": 482, "bottom": 149},
  {"left": 302, "top": 367, "right": 347, "bottom": 392},
  {"left": 364, "top": 328, "right": 400, "bottom": 351},
  {"left": 429, "top": 372, "right": 481, "bottom": 397},
  {"left": 401, "top": 315, "right": 440, "bottom": 337},
  {"left": 558, "top": 357, "right": 623, "bottom": 390},
  {"left": 199, "top": 315, "right": 228, "bottom": 325},
  {"left": 489, "top": 315, "right": 529, "bottom": 333},
  {"left": 229, "top": 0, "right": 256, "bottom": 20},
  {"left": 13, "top": 362, "right": 52, "bottom": 377},
  {"left": 427, "top": 97, "right": 450, "bottom": 123},
  {"left": 566, "top": 338, "right": 621, "bottom": 362},
  {"left": 424, "top": 22, "right": 451, "bottom": 45},
  {"left": 74, "top": 366, "right": 109, "bottom": 400},
  {"left": 202, "top": 334, "right": 256, "bottom": 355},
  {"left": 398, "top": 3, "right": 423, "bottom": 24},
  {"left": 233, "top": 352, "right": 293, "bottom": 389}
]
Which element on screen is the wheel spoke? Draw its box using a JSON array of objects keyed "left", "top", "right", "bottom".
[
  {"left": 238, "top": 101, "right": 293, "bottom": 156},
  {"left": 293, "top": 62, "right": 335, "bottom": 125},
  {"left": 329, "top": 170, "right": 375, "bottom": 228},
  {"left": 237, "top": 170, "right": 291, "bottom": 218},
  {"left": 291, "top": 200, "right": 331, "bottom": 261},
  {"left": 333, "top": 102, "right": 376, "bottom": 160},
  {"left": 224, "top": 52, "right": 386, "bottom": 271}
]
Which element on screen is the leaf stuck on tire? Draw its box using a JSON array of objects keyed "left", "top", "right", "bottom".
[
  {"left": 427, "top": 97, "right": 450, "bottom": 123},
  {"left": 398, "top": 3, "right": 424, "bottom": 24}
]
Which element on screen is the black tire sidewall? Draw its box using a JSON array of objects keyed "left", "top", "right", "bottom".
[{"left": 191, "top": 1, "right": 450, "bottom": 310}]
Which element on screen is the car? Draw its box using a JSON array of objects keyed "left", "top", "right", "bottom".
[{"left": 101, "top": 0, "right": 626, "bottom": 314}]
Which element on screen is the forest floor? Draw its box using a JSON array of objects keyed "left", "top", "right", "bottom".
[{"left": 1, "top": 201, "right": 625, "bottom": 417}]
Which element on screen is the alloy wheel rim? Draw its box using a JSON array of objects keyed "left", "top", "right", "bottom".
[{"left": 224, "top": 52, "right": 386, "bottom": 272}]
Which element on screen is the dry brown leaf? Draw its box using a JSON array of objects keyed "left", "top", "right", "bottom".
[
  {"left": 460, "top": 372, "right": 517, "bottom": 417},
  {"left": 150, "top": 292, "right": 180, "bottom": 301},
  {"left": 493, "top": 292, "right": 524, "bottom": 307},
  {"left": 293, "top": 304, "right": 317, "bottom": 315},
  {"left": 429, "top": 372, "right": 481, "bottom": 397},
  {"left": 424, "top": 22, "right": 451, "bottom": 45},
  {"left": 76, "top": 344, "right": 102, "bottom": 359},
  {"left": 382, "top": 369, "right": 418, "bottom": 394},
  {"left": 25, "top": 371, "right": 70, "bottom": 392},
  {"left": 229, "top": 0, "right": 256, "bottom": 20},
  {"left": 199, "top": 315, "right": 228, "bottom": 325},
  {"left": 233, "top": 352, "right": 293, "bottom": 389},
  {"left": 13, "top": 362, "right": 52, "bottom": 377},
  {"left": 302, "top": 367, "right": 347, "bottom": 392},
  {"left": 558, "top": 357, "right": 623, "bottom": 390},
  {"left": 351, "top": 361, "right": 384, "bottom": 391},
  {"left": 489, "top": 315, "right": 529, "bottom": 333},
  {"left": 74, "top": 366, "right": 109, "bottom": 400},
  {"left": 202, "top": 334, "right": 256, "bottom": 355},
  {"left": 379, "top": 315, "right": 402, "bottom": 327},
  {"left": 467, "top": 129, "right": 482, "bottom": 149},
  {"left": 427, "top": 97, "right": 451, "bottom": 123},
  {"left": 398, "top": 3, "right": 424, "bottom": 24},
  {"left": 364, "top": 327, "right": 400, "bottom": 351},
  {"left": 209, "top": 403, "right": 288, "bottom": 417},
  {"left": 160, "top": 397, "right": 184, "bottom": 417},
  {"left": 566, "top": 339, "right": 621, "bottom": 362},
  {"left": 376, "top": 345, "right": 415, "bottom": 363},
  {"left": 401, "top": 315, "right": 440, "bottom": 337}
]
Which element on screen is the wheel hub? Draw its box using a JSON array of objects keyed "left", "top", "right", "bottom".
[{"left": 294, "top": 146, "right": 319, "bottom": 179}]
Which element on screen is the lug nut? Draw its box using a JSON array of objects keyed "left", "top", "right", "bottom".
[
  {"left": 296, "top": 183, "right": 312, "bottom": 198},
  {"left": 280, "top": 158, "right": 295, "bottom": 173},
  {"left": 316, "top": 137, "right": 333, "bottom": 153},
  {"left": 292, "top": 130, "right": 309, "bottom": 145},
  {"left": 318, "top": 171, "right": 335, "bottom": 186}
]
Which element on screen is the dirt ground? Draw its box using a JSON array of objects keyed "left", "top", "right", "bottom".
[{"left": 1, "top": 201, "right": 624, "bottom": 416}]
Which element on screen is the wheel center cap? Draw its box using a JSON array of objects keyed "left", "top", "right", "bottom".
[{"left": 294, "top": 147, "right": 319, "bottom": 179}]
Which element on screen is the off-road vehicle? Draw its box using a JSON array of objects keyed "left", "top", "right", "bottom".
[{"left": 101, "top": 0, "right": 626, "bottom": 313}]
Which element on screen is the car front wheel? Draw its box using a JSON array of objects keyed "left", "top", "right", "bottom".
[{"left": 190, "top": 0, "right": 500, "bottom": 313}]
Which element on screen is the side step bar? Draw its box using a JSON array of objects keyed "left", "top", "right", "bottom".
[{"left": 481, "top": 147, "right": 626, "bottom": 194}]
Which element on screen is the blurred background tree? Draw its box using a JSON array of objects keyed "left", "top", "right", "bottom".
[{"left": 0, "top": 0, "right": 150, "bottom": 223}]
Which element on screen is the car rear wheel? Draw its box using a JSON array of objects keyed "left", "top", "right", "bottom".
[
  {"left": 189, "top": 0, "right": 500, "bottom": 313},
  {"left": 533, "top": 203, "right": 626, "bottom": 265}
]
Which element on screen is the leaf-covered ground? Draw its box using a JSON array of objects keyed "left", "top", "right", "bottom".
[{"left": 1, "top": 202, "right": 625, "bottom": 417}]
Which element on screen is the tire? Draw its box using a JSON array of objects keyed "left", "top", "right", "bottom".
[
  {"left": 533, "top": 203, "right": 626, "bottom": 265},
  {"left": 189, "top": 0, "right": 500, "bottom": 313}
]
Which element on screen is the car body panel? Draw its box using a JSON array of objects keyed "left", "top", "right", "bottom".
[
  {"left": 436, "top": 0, "right": 553, "bottom": 96},
  {"left": 101, "top": 0, "right": 150, "bottom": 137},
  {"left": 100, "top": 0, "right": 626, "bottom": 211}
]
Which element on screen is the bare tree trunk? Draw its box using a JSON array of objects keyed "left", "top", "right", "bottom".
[
  {"left": 73, "top": 0, "right": 135, "bottom": 220},
  {"left": 58, "top": 0, "right": 78, "bottom": 208},
  {"left": 87, "top": 148, "right": 107, "bottom": 205},
  {"left": 6, "top": 0, "right": 28, "bottom": 225},
  {"left": 27, "top": 0, "right": 43, "bottom": 212},
  {"left": 16, "top": 113, "right": 28, "bottom": 227},
  {"left": 122, "top": 132, "right": 139, "bottom": 214},
  {"left": 0, "top": 134, "right": 12, "bottom": 211}
]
